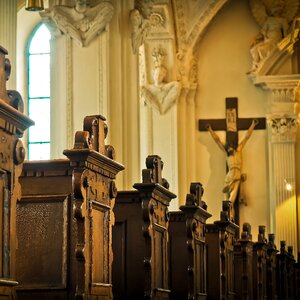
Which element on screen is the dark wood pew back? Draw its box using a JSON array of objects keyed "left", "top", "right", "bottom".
[
  {"left": 16, "top": 115, "right": 124, "bottom": 299},
  {"left": 0, "top": 46, "right": 34, "bottom": 299},
  {"left": 168, "top": 182, "right": 211, "bottom": 300},
  {"left": 113, "top": 155, "right": 176, "bottom": 299},
  {"left": 206, "top": 201, "right": 239, "bottom": 300}
]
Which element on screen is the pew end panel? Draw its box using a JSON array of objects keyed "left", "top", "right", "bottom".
[
  {"left": 112, "top": 190, "right": 146, "bottom": 299},
  {"left": 16, "top": 160, "right": 74, "bottom": 300}
]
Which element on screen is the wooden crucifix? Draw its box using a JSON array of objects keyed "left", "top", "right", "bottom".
[{"left": 198, "top": 97, "right": 266, "bottom": 225}]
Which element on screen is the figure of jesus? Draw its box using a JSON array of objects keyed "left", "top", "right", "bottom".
[{"left": 206, "top": 119, "right": 258, "bottom": 204}]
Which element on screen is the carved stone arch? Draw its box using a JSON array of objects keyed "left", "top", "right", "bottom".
[
  {"left": 249, "top": 36, "right": 300, "bottom": 84},
  {"left": 172, "top": 0, "right": 230, "bottom": 85}
]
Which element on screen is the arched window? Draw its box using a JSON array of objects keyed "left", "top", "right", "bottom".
[{"left": 27, "top": 23, "right": 51, "bottom": 160}]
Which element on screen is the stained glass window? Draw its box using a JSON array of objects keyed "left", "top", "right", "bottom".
[{"left": 27, "top": 23, "right": 51, "bottom": 160}]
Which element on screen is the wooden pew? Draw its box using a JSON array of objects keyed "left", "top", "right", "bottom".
[
  {"left": 168, "top": 182, "right": 211, "bottom": 299},
  {"left": 205, "top": 201, "right": 239, "bottom": 300},
  {"left": 112, "top": 155, "right": 176, "bottom": 299},
  {"left": 16, "top": 115, "right": 124, "bottom": 299},
  {"left": 0, "top": 46, "right": 34, "bottom": 299}
]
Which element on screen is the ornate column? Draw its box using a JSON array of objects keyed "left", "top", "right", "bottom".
[
  {"left": 0, "top": 0, "right": 17, "bottom": 89},
  {"left": 261, "top": 77, "right": 299, "bottom": 254}
]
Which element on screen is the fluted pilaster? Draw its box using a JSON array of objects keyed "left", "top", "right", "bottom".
[
  {"left": 269, "top": 129, "right": 298, "bottom": 254},
  {"left": 263, "top": 77, "right": 299, "bottom": 254}
]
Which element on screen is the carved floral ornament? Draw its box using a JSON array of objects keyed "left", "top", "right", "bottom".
[
  {"left": 129, "top": 0, "right": 170, "bottom": 55},
  {"left": 41, "top": 0, "right": 114, "bottom": 47},
  {"left": 267, "top": 115, "right": 298, "bottom": 141}
]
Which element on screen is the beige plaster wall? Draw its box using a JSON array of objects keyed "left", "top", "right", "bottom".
[{"left": 195, "top": 0, "right": 270, "bottom": 238}]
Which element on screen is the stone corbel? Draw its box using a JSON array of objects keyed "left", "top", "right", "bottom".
[
  {"left": 141, "top": 46, "right": 181, "bottom": 114},
  {"left": 176, "top": 47, "right": 198, "bottom": 91},
  {"left": 267, "top": 114, "right": 298, "bottom": 143},
  {"left": 41, "top": 0, "right": 114, "bottom": 47}
]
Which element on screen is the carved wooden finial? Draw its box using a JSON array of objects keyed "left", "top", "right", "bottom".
[
  {"left": 220, "top": 200, "right": 233, "bottom": 222},
  {"left": 0, "top": 46, "right": 25, "bottom": 114},
  {"left": 142, "top": 155, "right": 169, "bottom": 188},
  {"left": 280, "top": 240, "right": 286, "bottom": 254},
  {"left": 0, "top": 46, "right": 11, "bottom": 104},
  {"left": 288, "top": 246, "right": 294, "bottom": 257},
  {"left": 185, "top": 182, "right": 207, "bottom": 209},
  {"left": 267, "top": 233, "right": 276, "bottom": 250},
  {"left": 241, "top": 222, "right": 252, "bottom": 240},
  {"left": 73, "top": 115, "right": 115, "bottom": 159},
  {"left": 258, "top": 225, "right": 267, "bottom": 243}
]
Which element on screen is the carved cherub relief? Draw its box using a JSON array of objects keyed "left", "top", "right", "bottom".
[
  {"left": 130, "top": 0, "right": 154, "bottom": 54},
  {"left": 43, "top": 0, "right": 114, "bottom": 47},
  {"left": 141, "top": 47, "right": 181, "bottom": 115},
  {"left": 130, "top": 9, "right": 151, "bottom": 54},
  {"left": 248, "top": 0, "right": 299, "bottom": 72}
]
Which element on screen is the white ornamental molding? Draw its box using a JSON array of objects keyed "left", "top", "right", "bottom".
[
  {"left": 267, "top": 114, "right": 298, "bottom": 142},
  {"left": 42, "top": 0, "right": 114, "bottom": 47},
  {"left": 253, "top": 76, "right": 300, "bottom": 113},
  {"left": 271, "top": 87, "right": 294, "bottom": 103}
]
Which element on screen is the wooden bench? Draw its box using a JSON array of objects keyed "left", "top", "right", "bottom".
[
  {"left": 112, "top": 155, "right": 176, "bottom": 299},
  {"left": 168, "top": 182, "right": 211, "bottom": 299},
  {"left": 16, "top": 115, "right": 124, "bottom": 299},
  {"left": 206, "top": 201, "right": 239, "bottom": 299}
]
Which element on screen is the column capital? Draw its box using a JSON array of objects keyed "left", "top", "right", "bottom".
[{"left": 267, "top": 113, "right": 298, "bottom": 143}]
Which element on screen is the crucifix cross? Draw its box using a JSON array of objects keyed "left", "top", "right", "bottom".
[
  {"left": 198, "top": 97, "right": 266, "bottom": 149},
  {"left": 198, "top": 97, "right": 266, "bottom": 225}
]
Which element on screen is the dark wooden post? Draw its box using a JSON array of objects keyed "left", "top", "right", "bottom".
[
  {"left": 295, "top": 253, "right": 300, "bottom": 299},
  {"left": 206, "top": 201, "right": 239, "bottom": 299},
  {"left": 113, "top": 155, "right": 176, "bottom": 299},
  {"left": 168, "top": 182, "right": 211, "bottom": 299},
  {"left": 286, "top": 246, "right": 296, "bottom": 299},
  {"left": 234, "top": 223, "right": 253, "bottom": 299},
  {"left": 64, "top": 115, "right": 124, "bottom": 299},
  {"left": 266, "top": 233, "right": 278, "bottom": 299},
  {"left": 252, "top": 225, "right": 268, "bottom": 299},
  {"left": 0, "top": 46, "right": 33, "bottom": 299},
  {"left": 277, "top": 241, "right": 289, "bottom": 299}
]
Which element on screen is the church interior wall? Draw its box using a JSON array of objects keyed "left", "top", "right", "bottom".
[{"left": 196, "top": 0, "right": 270, "bottom": 237}]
